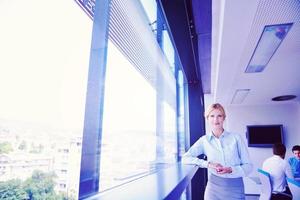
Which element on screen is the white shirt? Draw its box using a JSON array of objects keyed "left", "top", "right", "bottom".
[
  {"left": 262, "top": 155, "right": 294, "bottom": 193},
  {"left": 182, "top": 130, "right": 253, "bottom": 178}
]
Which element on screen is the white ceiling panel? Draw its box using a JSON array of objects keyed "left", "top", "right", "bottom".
[{"left": 211, "top": 0, "right": 300, "bottom": 106}]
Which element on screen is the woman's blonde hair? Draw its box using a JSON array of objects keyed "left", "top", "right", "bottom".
[{"left": 204, "top": 103, "right": 226, "bottom": 119}]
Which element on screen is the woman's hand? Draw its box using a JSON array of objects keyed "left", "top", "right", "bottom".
[
  {"left": 208, "top": 162, "right": 223, "bottom": 171},
  {"left": 208, "top": 162, "right": 232, "bottom": 174},
  {"left": 216, "top": 166, "right": 232, "bottom": 174}
]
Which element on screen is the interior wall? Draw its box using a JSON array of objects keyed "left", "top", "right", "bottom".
[{"left": 225, "top": 102, "right": 300, "bottom": 177}]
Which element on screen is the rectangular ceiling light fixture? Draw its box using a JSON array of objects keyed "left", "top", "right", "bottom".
[
  {"left": 231, "top": 89, "right": 250, "bottom": 104},
  {"left": 245, "top": 23, "right": 293, "bottom": 73}
]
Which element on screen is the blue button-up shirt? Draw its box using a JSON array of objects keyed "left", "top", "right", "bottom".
[
  {"left": 182, "top": 130, "right": 253, "bottom": 178},
  {"left": 288, "top": 157, "right": 300, "bottom": 178}
]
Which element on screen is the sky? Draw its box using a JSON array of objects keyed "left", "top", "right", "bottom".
[
  {"left": 0, "top": 0, "right": 92, "bottom": 129},
  {"left": 0, "top": 0, "right": 172, "bottom": 133}
]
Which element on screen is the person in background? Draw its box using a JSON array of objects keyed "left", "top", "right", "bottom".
[
  {"left": 262, "top": 143, "right": 293, "bottom": 200},
  {"left": 182, "top": 103, "right": 253, "bottom": 200},
  {"left": 288, "top": 145, "right": 300, "bottom": 179}
]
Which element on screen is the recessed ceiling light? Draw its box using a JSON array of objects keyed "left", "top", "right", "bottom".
[
  {"left": 271, "top": 95, "right": 296, "bottom": 101},
  {"left": 245, "top": 23, "right": 293, "bottom": 73},
  {"left": 231, "top": 89, "right": 250, "bottom": 104}
]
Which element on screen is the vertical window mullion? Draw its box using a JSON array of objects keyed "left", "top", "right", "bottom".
[{"left": 79, "top": 0, "right": 111, "bottom": 199}]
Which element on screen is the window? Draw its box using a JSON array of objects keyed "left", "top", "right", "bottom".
[
  {"left": 162, "top": 30, "right": 175, "bottom": 73},
  {"left": 139, "top": 0, "right": 157, "bottom": 33},
  {"left": 99, "top": 41, "right": 157, "bottom": 191},
  {"left": 97, "top": 0, "right": 179, "bottom": 192},
  {"left": 177, "top": 69, "right": 187, "bottom": 156},
  {"left": 0, "top": 1, "right": 92, "bottom": 199}
]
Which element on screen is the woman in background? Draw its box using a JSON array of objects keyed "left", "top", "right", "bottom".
[{"left": 182, "top": 103, "right": 253, "bottom": 200}]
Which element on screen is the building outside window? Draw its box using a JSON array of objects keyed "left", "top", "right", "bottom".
[
  {"left": 0, "top": 0, "right": 92, "bottom": 199},
  {"left": 0, "top": 0, "right": 188, "bottom": 198}
]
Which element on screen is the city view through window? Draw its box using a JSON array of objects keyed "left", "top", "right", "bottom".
[
  {"left": 0, "top": 0, "right": 92, "bottom": 199},
  {"left": 0, "top": 0, "right": 182, "bottom": 199}
]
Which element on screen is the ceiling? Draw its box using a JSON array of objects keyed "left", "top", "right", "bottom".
[{"left": 207, "top": 0, "right": 300, "bottom": 106}]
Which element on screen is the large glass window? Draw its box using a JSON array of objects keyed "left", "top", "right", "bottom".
[
  {"left": 139, "top": 0, "right": 157, "bottom": 32},
  {"left": 161, "top": 101, "right": 177, "bottom": 161},
  {"left": 162, "top": 30, "right": 175, "bottom": 73},
  {"left": 177, "top": 69, "right": 187, "bottom": 156},
  {"left": 99, "top": 41, "right": 157, "bottom": 191},
  {"left": 98, "top": 0, "right": 179, "bottom": 192},
  {"left": 0, "top": 1, "right": 92, "bottom": 199}
]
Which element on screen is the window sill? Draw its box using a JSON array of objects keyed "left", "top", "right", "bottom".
[{"left": 84, "top": 163, "right": 198, "bottom": 200}]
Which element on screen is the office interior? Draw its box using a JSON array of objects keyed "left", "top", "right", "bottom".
[{"left": 0, "top": 0, "right": 299, "bottom": 199}]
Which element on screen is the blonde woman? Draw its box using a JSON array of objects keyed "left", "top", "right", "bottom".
[{"left": 182, "top": 103, "right": 253, "bottom": 200}]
